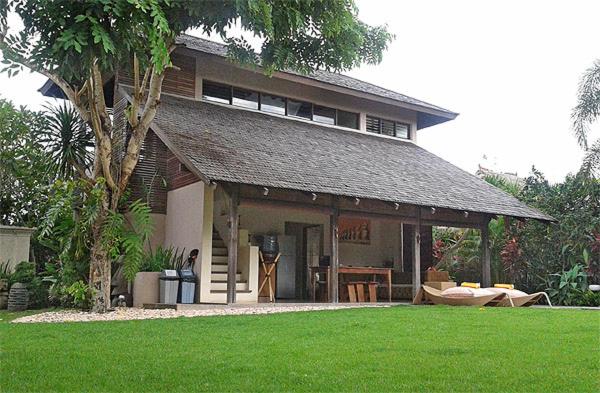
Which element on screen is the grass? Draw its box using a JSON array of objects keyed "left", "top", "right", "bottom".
[{"left": 0, "top": 306, "right": 598, "bottom": 392}]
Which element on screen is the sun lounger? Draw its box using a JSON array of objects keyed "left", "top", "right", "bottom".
[
  {"left": 485, "top": 287, "right": 552, "bottom": 307},
  {"left": 414, "top": 285, "right": 506, "bottom": 307}
]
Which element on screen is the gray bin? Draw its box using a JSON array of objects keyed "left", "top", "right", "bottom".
[
  {"left": 179, "top": 270, "right": 196, "bottom": 304},
  {"left": 159, "top": 270, "right": 179, "bottom": 304}
]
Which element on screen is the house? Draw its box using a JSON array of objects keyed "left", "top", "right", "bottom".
[{"left": 41, "top": 35, "right": 553, "bottom": 305}]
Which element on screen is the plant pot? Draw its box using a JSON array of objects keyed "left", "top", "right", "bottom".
[
  {"left": 8, "top": 282, "right": 28, "bottom": 311},
  {"left": 132, "top": 272, "right": 160, "bottom": 308}
]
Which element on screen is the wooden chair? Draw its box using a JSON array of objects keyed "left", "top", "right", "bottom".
[{"left": 346, "top": 282, "right": 378, "bottom": 303}]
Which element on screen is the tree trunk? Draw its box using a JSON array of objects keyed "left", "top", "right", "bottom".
[{"left": 89, "top": 190, "right": 111, "bottom": 312}]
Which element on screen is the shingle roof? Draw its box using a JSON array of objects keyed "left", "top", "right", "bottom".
[
  {"left": 150, "top": 93, "right": 553, "bottom": 222},
  {"left": 176, "top": 35, "right": 457, "bottom": 118}
]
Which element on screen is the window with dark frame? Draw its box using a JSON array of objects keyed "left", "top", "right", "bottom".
[
  {"left": 287, "top": 99, "right": 312, "bottom": 119},
  {"left": 337, "top": 110, "right": 359, "bottom": 129},
  {"left": 366, "top": 115, "right": 410, "bottom": 139},
  {"left": 260, "top": 93, "right": 286, "bottom": 115},
  {"left": 202, "top": 80, "right": 231, "bottom": 104},
  {"left": 201, "top": 79, "right": 362, "bottom": 130},
  {"left": 232, "top": 87, "right": 259, "bottom": 110},
  {"left": 313, "top": 105, "right": 336, "bottom": 125}
]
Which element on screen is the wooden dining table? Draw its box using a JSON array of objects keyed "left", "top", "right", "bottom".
[{"left": 309, "top": 265, "right": 393, "bottom": 302}]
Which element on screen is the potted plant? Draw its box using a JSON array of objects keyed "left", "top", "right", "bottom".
[{"left": 132, "top": 246, "right": 185, "bottom": 307}]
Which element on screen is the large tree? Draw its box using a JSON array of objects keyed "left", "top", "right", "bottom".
[
  {"left": 572, "top": 59, "right": 600, "bottom": 177},
  {"left": 0, "top": 0, "right": 392, "bottom": 311}
]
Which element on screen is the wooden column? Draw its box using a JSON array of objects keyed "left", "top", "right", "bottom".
[
  {"left": 330, "top": 206, "right": 340, "bottom": 303},
  {"left": 481, "top": 216, "right": 491, "bottom": 288},
  {"left": 412, "top": 208, "right": 421, "bottom": 298},
  {"left": 227, "top": 187, "right": 239, "bottom": 304}
]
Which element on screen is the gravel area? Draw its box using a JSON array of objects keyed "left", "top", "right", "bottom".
[{"left": 11, "top": 304, "right": 391, "bottom": 324}]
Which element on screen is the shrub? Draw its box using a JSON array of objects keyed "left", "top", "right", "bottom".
[
  {"left": 546, "top": 264, "right": 589, "bottom": 306},
  {"left": 66, "top": 280, "right": 93, "bottom": 310}
]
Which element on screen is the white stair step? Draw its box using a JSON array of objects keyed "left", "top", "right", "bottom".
[
  {"left": 212, "top": 255, "right": 228, "bottom": 264},
  {"left": 211, "top": 281, "right": 248, "bottom": 291},
  {"left": 212, "top": 247, "right": 227, "bottom": 256},
  {"left": 211, "top": 272, "right": 241, "bottom": 281},
  {"left": 211, "top": 263, "right": 228, "bottom": 273}
]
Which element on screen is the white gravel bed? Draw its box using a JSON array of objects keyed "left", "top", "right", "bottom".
[{"left": 11, "top": 304, "right": 390, "bottom": 324}]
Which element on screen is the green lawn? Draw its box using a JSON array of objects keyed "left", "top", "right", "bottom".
[{"left": 1, "top": 307, "right": 598, "bottom": 392}]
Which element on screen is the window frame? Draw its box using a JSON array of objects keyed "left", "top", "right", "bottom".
[
  {"left": 366, "top": 115, "right": 411, "bottom": 140},
  {"left": 201, "top": 79, "right": 361, "bottom": 130}
]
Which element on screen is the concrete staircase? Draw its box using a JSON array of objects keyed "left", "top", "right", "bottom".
[{"left": 210, "top": 229, "right": 251, "bottom": 294}]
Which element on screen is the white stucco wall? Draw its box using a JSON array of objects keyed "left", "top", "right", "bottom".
[
  {"left": 0, "top": 226, "right": 35, "bottom": 272},
  {"left": 164, "top": 182, "right": 205, "bottom": 259}
]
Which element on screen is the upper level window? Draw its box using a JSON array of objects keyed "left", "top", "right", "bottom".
[
  {"left": 287, "top": 99, "right": 312, "bottom": 119},
  {"left": 201, "top": 79, "right": 360, "bottom": 130},
  {"left": 233, "top": 87, "right": 258, "bottom": 110},
  {"left": 261, "top": 94, "right": 286, "bottom": 115},
  {"left": 202, "top": 81, "right": 231, "bottom": 104},
  {"left": 395, "top": 123, "right": 410, "bottom": 139},
  {"left": 366, "top": 115, "right": 410, "bottom": 139},
  {"left": 313, "top": 105, "right": 336, "bottom": 125},
  {"left": 337, "top": 110, "right": 359, "bottom": 129}
]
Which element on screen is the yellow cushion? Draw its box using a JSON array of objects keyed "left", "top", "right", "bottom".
[
  {"left": 461, "top": 282, "right": 480, "bottom": 288},
  {"left": 494, "top": 284, "right": 514, "bottom": 290}
]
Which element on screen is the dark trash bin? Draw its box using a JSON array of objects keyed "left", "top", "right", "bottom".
[{"left": 179, "top": 269, "right": 196, "bottom": 304}]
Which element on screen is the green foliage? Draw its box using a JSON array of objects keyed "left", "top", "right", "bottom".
[
  {"left": 573, "top": 290, "right": 600, "bottom": 307},
  {"left": 434, "top": 167, "right": 599, "bottom": 305},
  {"left": 546, "top": 264, "right": 589, "bottom": 306},
  {"left": 8, "top": 261, "right": 35, "bottom": 286},
  {"left": 0, "top": 98, "right": 52, "bottom": 226},
  {"left": 40, "top": 102, "right": 94, "bottom": 179},
  {"left": 571, "top": 59, "right": 600, "bottom": 177},
  {"left": 518, "top": 169, "right": 600, "bottom": 289},
  {"left": 103, "top": 199, "right": 154, "bottom": 281},
  {"left": 65, "top": 280, "right": 93, "bottom": 310},
  {"left": 6, "top": 261, "right": 52, "bottom": 308},
  {"left": 1, "top": 0, "right": 392, "bottom": 84},
  {"left": 141, "top": 245, "right": 186, "bottom": 272}
]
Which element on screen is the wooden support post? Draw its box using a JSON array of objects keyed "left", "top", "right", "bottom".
[
  {"left": 412, "top": 208, "right": 421, "bottom": 298},
  {"left": 330, "top": 206, "right": 340, "bottom": 303},
  {"left": 481, "top": 216, "right": 491, "bottom": 288},
  {"left": 227, "top": 187, "right": 239, "bottom": 304}
]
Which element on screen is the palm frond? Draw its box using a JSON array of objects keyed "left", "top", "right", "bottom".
[
  {"left": 571, "top": 59, "right": 600, "bottom": 150},
  {"left": 41, "top": 102, "right": 94, "bottom": 179}
]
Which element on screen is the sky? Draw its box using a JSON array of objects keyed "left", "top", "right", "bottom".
[{"left": 1, "top": 0, "right": 598, "bottom": 183}]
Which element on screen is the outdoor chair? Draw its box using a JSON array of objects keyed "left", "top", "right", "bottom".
[{"left": 347, "top": 281, "right": 378, "bottom": 303}]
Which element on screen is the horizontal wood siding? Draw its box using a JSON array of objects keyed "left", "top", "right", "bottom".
[
  {"left": 167, "top": 150, "right": 200, "bottom": 190},
  {"left": 129, "top": 131, "right": 168, "bottom": 214},
  {"left": 120, "top": 53, "right": 196, "bottom": 98}
]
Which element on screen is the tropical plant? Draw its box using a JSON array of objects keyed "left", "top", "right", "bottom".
[
  {"left": 546, "top": 264, "right": 588, "bottom": 306},
  {"left": 39, "top": 179, "right": 154, "bottom": 286},
  {"left": 141, "top": 245, "right": 186, "bottom": 273},
  {"left": 1, "top": 0, "right": 392, "bottom": 312},
  {"left": 0, "top": 98, "right": 51, "bottom": 226},
  {"left": 571, "top": 59, "right": 600, "bottom": 177},
  {"left": 41, "top": 102, "right": 94, "bottom": 179},
  {"left": 66, "top": 280, "right": 93, "bottom": 310}
]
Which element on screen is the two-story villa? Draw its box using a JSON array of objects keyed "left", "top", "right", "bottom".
[{"left": 42, "top": 35, "right": 553, "bottom": 305}]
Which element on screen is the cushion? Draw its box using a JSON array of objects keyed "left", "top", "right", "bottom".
[
  {"left": 461, "top": 282, "right": 481, "bottom": 288},
  {"left": 441, "top": 287, "right": 475, "bottom": 298},
  {"left": 494, "top": 283, "right": 515, "bottom": 290},
  {"left": 485, "top": 287, "right": 528, "bottom": 297}
]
